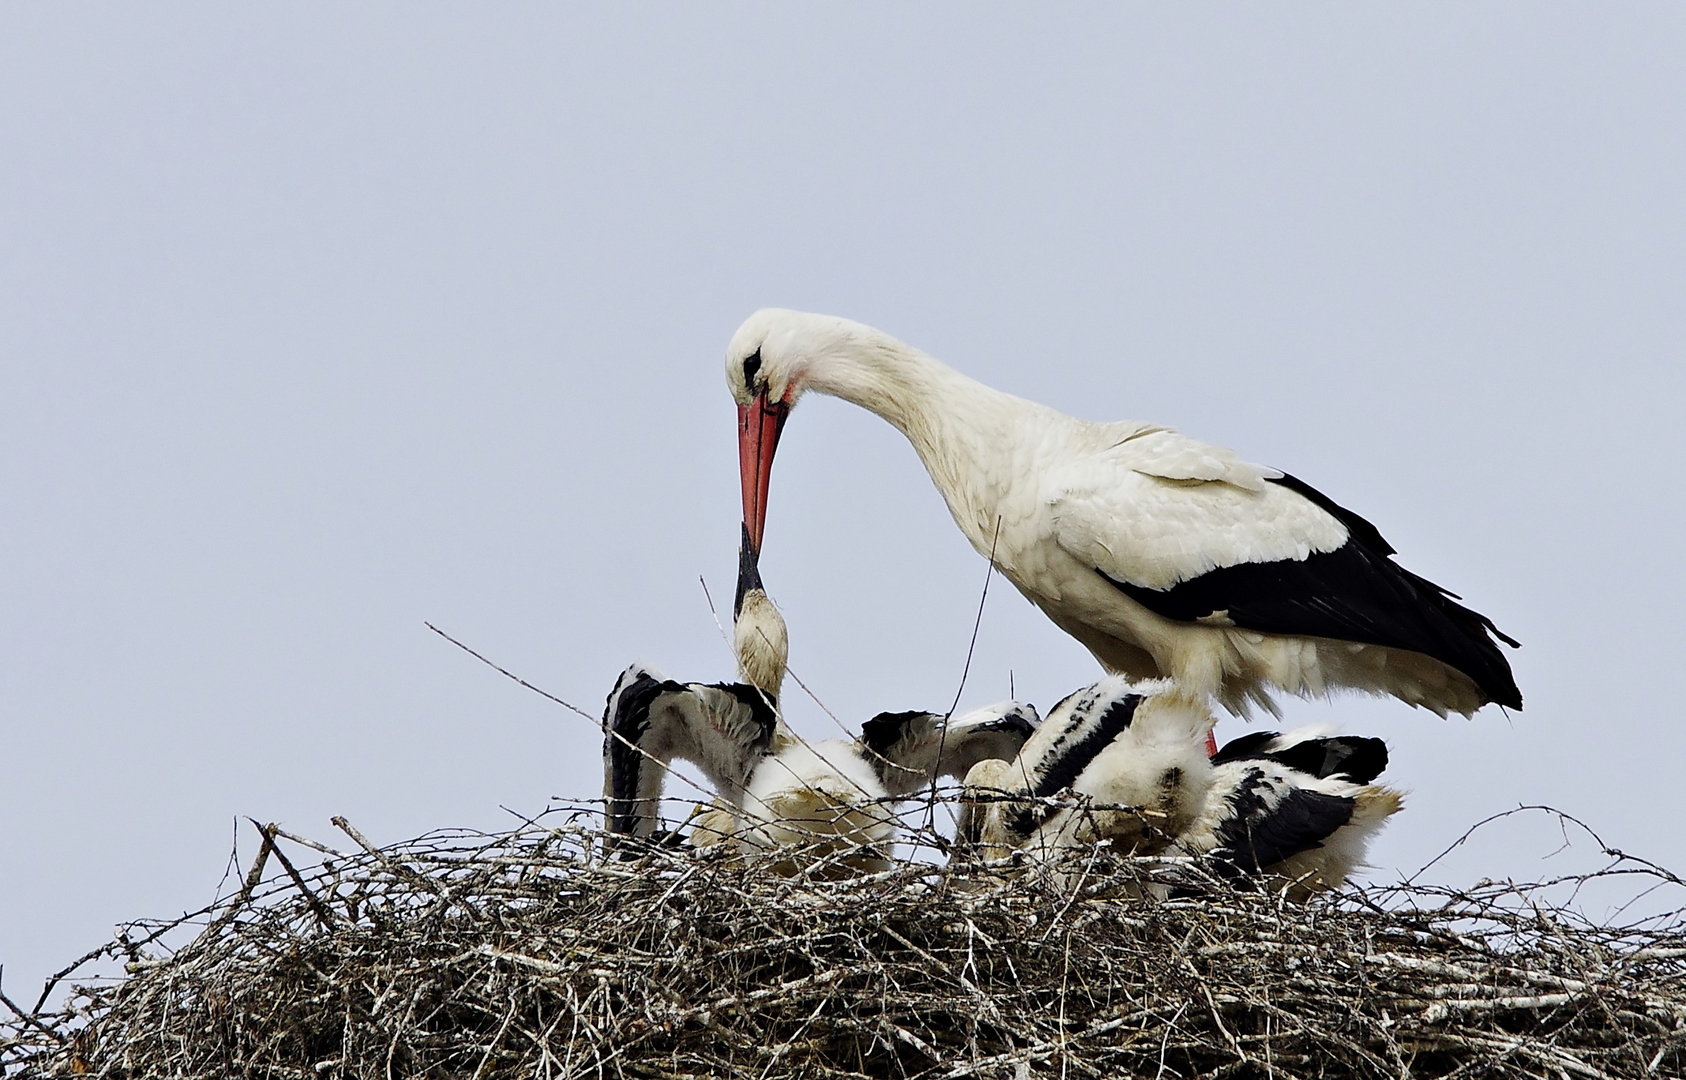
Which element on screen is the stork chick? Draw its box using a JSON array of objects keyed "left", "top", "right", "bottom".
[
  {"left": 688, "top": 536, "right": 891, "bottom": 864},
  {"left": 604, "top": 536, "right": 1038, "bottom": 873},
  {"left": 731, "top": 526, "right": 788, "bottom": 703},
  {"left": 954, "top": 676, "right": 1402, "bottom": 899},
  {"left": 956, "top": 676, "right": 1216, "bottom": 865},
  {"left": 1169, "top": 728, "right": 1403, "bottom": 900}
]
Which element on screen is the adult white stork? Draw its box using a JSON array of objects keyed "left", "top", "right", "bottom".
[{"left": 727, "top": 310, "right": 1521, "bottom": 718}]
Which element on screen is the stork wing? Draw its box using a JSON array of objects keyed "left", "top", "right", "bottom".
[
  {"left": 1008, "top": 675, "right": 1153, "bottom": 801},
  {"left": 860, "top": 702, "right": 1040, "bottom": 799},
  {"left": 1207, "top": 767, "right": 1357, "bottom": 876},
  {"left": 943, "top": 702, "right": 1040, "bottom": 781},
  {"left": 602, "top": 665, "right": 778, "bottom": 839},
  {"left": 1212, "top": 729, "right": 1390, "bottom": 784},
  {"left": 1049, "top": 432, "right": 1522, "bottom": 710},
  {"left": 1047, "top": 428, "right": 1347, "bottom": 592}
]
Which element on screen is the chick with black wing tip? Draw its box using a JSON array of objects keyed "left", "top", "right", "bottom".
[
  {"left": 602, "top": 530, "right": 1038, "bottom": 874},
  {"left": 955, "top": 675, "right": 1402, "bottom": 899}
]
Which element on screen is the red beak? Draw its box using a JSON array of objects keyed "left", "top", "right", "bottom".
[{"left": 738, "top": 392, "right": 789, "bottom": 554}]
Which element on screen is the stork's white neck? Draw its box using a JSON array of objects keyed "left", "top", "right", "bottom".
[{"left": 797, "top": 323, "right": 1054, "bottom": 559}]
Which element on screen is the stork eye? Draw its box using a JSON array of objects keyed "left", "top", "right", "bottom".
[{"left": 742, "top": 349, "right": 762, "bottom": 389}]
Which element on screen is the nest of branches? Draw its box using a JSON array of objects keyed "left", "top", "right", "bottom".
[{"left": 4, "top": 806, "right": 1685, "bottom": 1080}]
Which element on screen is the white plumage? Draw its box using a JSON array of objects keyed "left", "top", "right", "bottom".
[
  {"left": 956, "top": 676, "right": 1216, "bottom": 864},
  {"left": 955, "top": 678, "right": 1403, "bottom": 897},
  {"left": 733, "top": 736, "right": 898, "bottom": 866},
  {"left": 726, "top": 309, "right": 1521, "bottom": 718},
  {"left": 602, "top": 567, "right": 1038, "bottom": 871},
  {"left": 1172, "top": 727, "right": 1403, "bottom": 899}
]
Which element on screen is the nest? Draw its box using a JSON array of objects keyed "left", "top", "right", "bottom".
[{"left": 4, "top": 806, "right": 1685, "bottom": 1079}]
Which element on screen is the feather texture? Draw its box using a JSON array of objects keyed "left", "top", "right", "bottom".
[{"left": 956, "top": 686, "right": 1403, "bottom": 900}]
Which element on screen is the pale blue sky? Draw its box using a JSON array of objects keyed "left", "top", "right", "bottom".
[{"left": 3, "top": 6, "right": 1683, "bottom": 995}]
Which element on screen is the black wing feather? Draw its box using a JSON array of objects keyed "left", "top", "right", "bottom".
[
  {"left": 1032, "top": 695, "right": 1141, "bottom": 799},
  {"left": 860, "top": 710, "right": 938, "bottom": 762},
  {"left": 1267, "top": 735, "right": 1388, "bottom": 784},
  {"left": 601, "top": 674, "right": 778, "bottom": 840},
  {"left": 1212, "top": 773, "right": 1356, "bottom": 876},
  {"left": 1102, "top": 473, "right": 1522, "bottom": 710},
  {"left": 1214, "top": 731, "right": 1389, "bottom": 784},
  {"left": 602, "top": 671, "right": 689, "bottom": 837},
  {"left": 703, "top": 681, "right": 782, "bottom": 741},
  {"left": 1209, "top": 730, "right": 1282, "bottom": 766}
]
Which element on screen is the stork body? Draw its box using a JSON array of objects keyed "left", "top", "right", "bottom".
[{"left": 727, "top": 310, "right": 1520, "bottom": 718}]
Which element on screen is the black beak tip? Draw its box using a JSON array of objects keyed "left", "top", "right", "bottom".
[{"left": 735, "top": 523, "right": 764, "bottom": 617}]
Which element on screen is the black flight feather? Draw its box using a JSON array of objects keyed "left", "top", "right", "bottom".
[
  {"left": 602, "top": 673, "right": 777, "bottom": 840},
  {"left": 1210, "top": 772, "right": 1356, "bottom": 876},
  {"left": 1032, "top": 694, "right": 1141, "bottom": 799},
  {"left": 603, "top": 671, "right": 688, "bottom": 837},
  {"left": 1213, "top": 732, "right": 1389, "bottom": 785},
  {"left": 1100, "top": 472, "right": 1522, "bottom": 710},
  {"left": 703, "top": 681, "right": 782, "bottom": 746},
  {"left": 859, "top": 710, "right": 940, "bottom": 761}
]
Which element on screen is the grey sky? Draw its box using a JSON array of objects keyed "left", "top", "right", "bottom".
[{"left": 3, "top": 7, "right": 1683, "bottom": 996}]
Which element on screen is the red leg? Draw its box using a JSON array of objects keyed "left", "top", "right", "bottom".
[{"left": 1205, "top": 729, "right": 1219, "bottom": 758}]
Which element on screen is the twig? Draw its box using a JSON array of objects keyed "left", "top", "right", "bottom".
[
  {"left": 248, "top": 820, "right": 339, "bottom": 930},
  {"left": 425, "top": 621, "right": 596, "bottom": 722},
  {"left": 8, "top": 809, "right": 1686, "bottom": 1080},
  {"left": 1405, "top": 805, "right": 1610, "bottom": 886},
  {"left": 0, "top": 968, "right": 66, "bottom": 1046},
  {"left": 332, "top": 815, "right": 482, "bottom": 921},
  {"left": 924, "top": 515, "right": 1002, "bottom": 828},
  {"left": 426, "top": 619, "right": 759, "bottom": 820}
]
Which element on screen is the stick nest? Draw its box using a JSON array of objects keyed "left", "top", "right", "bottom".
[{"left": 5, "top": 808, "right": 1685, "bottom": 1079}]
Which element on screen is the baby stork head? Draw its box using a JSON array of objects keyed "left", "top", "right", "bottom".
[{"left": 732, "top": 526, "right": 788, "bottom": 702}]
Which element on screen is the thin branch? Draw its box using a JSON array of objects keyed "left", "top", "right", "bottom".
[
  {"left": 924, "top": 515, "right": 1002, "bottom": 827},
  {"left": 0, "top": 968, "right": 66, "bottom": 1046},
  {"left": 248, "top": 820, "right": 338, "bottom": 930},
  {"left": 425, "top": 621, "right": 597, "bottom": 722}
]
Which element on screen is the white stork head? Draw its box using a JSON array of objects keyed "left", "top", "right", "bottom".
[
  {"left": 726, "top": 309, "right": 871, "bottom": 554},
  {"left": 732, "top": 522, "right": 788, "bottom": 701}
]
